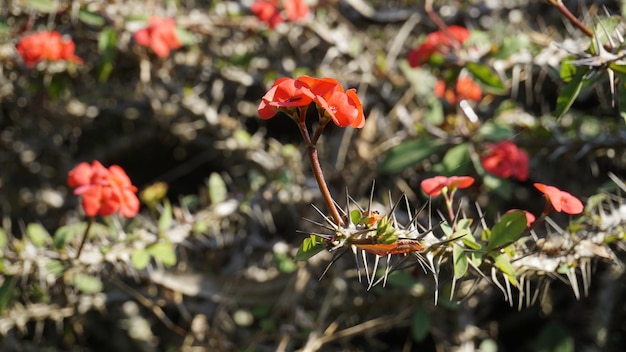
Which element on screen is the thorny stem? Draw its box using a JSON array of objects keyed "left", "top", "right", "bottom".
[
  {"left": 443, "top": 191, "right": 457, "bottom": 231},
  {"left": 296, "top": 108, "right": 344, "bottom": 227},
  {"left": 75, "top": 216, "right": 94, "bottom": 259},
  {"left": 548, "top": 0, "right": 613, "bottom": 51}
]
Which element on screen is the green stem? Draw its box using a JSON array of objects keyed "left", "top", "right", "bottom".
[{"left": 75, "top": 216, "right": 94, "bottom": 259}]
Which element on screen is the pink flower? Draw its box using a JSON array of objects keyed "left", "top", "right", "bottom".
[
  {"left": 134, "top": 17, "right": 182, "bottom": 57},
  {"left": 421, "top": 176, "right": 475, "bottom": 197},
  {"left": 534, "top": 183, "right": 584, "bottom": 215},
  {"left": 481, "top": 141, "right": 529, "bottom": 181},
  {"left": 16, "top": 31, "right": 82, "bottom": 66}
]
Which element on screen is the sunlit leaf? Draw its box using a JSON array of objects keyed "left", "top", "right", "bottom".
[
  {"left": 379, "top": 139, "right": 444, "bottom": 174},
  {"left": 26, "top": 223, "right": 49, "bottom": 247},
  {"left": 158, "top": 200, "right": 173, "bottom": 234},
  {"left": 79, "top": 9, "right": 106, "bottom": 27},
  {"left": 466, "top": 62, "right": 506, "bottom": 94},
  {"left": 131, "top": 249, "right": 151, "bottom": 270},
  {"left": 208, "top": 172, "right": 227, "bottom": 205},
  {"left": 53, "top": 223, "right": 86, "bottom": 249},
  {"left": 0, "top": 228, "right": 7, "bottom": 250},
  {"left": 453, "top": 244, "right": 468, "bottom": 279},
  {"left": 274, "top": 252, "right": 297, "bottom": 273},
  {"left": 411, "top": 304, "right": 430, "bottom": 342},
  {"left": 20, "top": 0, "right": 58, "bottom": 13},
  {"left": 487, "top": 211, "right": 527, "bottom": 251},
  {"left": 71, "top": 274, "right": 103, "bottom": 294},
  {"left": 147, "top": 242, "right": 177, "bottom": 267},
  {"left": 45, "top": 260, "right": 65, "bottom": 279},
  {"left": 294, "top": 235, "right": 326, "bottom": 261},
  {"left": 490, "top": 252, "right": 516, "bottom": 283}
]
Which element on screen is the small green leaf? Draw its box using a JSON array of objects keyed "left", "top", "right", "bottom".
[
  {"left": 54, "top": 223, "right": 85, "bottom": 249},
  {"left": 554, "top": 66, "right": 589, "bottom": 119},
  {"left": 158, "top": 200, "right": 173, "bottom": 234},
  {"left": 477, "top": 120, "right": 515, "bottom": 141},
  {"left": 176, "top": 27, "right": 196, "bottom": 46},
  {"left": 411, "top": 304, "right": 430, "bottom": 342},
  {"left": 131, "top": 249, "right": 151, "bottom": 270},
  {"left": 26, "top": 223, "right": 49, "bottom": 247},
  {"left": 79, "top": 9, "right": 106, "bottom": 27},
  {"left": 0, "top": 276, "right": 17, "bottom": 311},
  {"left": 466, "top": 62, "right": 505, "bottom": 94},
  {"left": 442, "top": 143, "right": 469, "bottom": 174},
  {"left": 72, "top": 274, "right": 103, "bottom": 294},
  {"left": 20, "top": 0, "right": 58, "bottom": 13},
  {"left": 0, "top": 228, "right": 7, "bottom": 249},
  {"left": 45, "top": 260, "right": 65, "bottom": 279},
  {"left": 490, "top": 252, "right": 516, "bottom": 282},
  {"left": 379, "top": 139, "right": 444, "bottom": 174},
  {"left": 295, "top": 236, "right": 326, "bottom": 261},
  {"left": 424, "top": 96, "right": 444, "bottom": 125},
  {"left": 147, "top": 242, "right": 177, "bottom": 267},
  {"left": 487, "top": 211, "right": 527, "bottom": 251},
  {"left": 208, "top": 173, "right": 227, "bottom": 205},
  {"left": 274, "top": 252, "right": 297, "bottom": 273},
  {"left": 453, "top": 244, "right": 468, "bottom": 279}
]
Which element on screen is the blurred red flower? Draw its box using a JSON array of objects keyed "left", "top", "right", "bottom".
[
  {"left": 251, "top": 0, "right": 309, "bottom": 28},
  {"left": 505, "top": 209, "right": 536, "bottom": 227},
  {"left": 407, "top": 25, "right": 470, "bottom": 67},
  {"left": 421, "top": 176, "right": 475, "bottom": 197},
  {"left": 251, "top": 0, "right": 283, "bottom": 28},
  {"left": 16, "top": 31, "right": 82, "bottom": 66},
  {"left": 134, "top": 17, "right": 182, "bottom": 57},
  {"left": 68, "top": 161, "right": 140, "bottom": 218},
  {"left": 481, "top": 141, "right": 529, "bottom": 181},
  {"left": 434, "top": 77, "right": 482, "bottom": 104},
  {"left": 258, "top": 76, "right": 364, "bottom": 128},
  {"left": 534, "top": 183, "right": 583, "bottom": 215}
]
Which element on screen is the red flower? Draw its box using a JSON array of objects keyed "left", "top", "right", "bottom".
[
  {"left": 68, "top": 161, "right": 140, "bottom": 218},
  {"left": 258, "top": 76, "right": 365, "bottom": 128},
  {"left": 407, "top": 25, "right": 470, "bottom": 67},
  {"left": 258, "top": 77, "right": 316, "bottom": 119},
  {"left": 284, "top": 0, "right": 310, "bottom": 21},
  {"left": 434, "top": 77, "right": 482, "bottom": 104},
  {"left": 251, "top": 0, "right": 283, "bottom": 28},
  {"left": 534, "top": 183, "right": 584, "bottom": 215},
  {"left": 505, "top": 209, "right": 536, "bottom": 227},
  {"left": 134, "top": 17, "right": 182, "bottom": 57},
  {"left": 16, "top": 31, "right": 82, "bottom": 66},
  {"left": 481, "top": 141, "right": 529, "bottom": 181},
  {"left": 421, "top": 176, "right": 475, "bottom": 197}
]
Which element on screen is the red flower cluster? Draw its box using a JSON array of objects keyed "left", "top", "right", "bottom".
[
  {"left": 134, "top": 17, "right": 182, "bottom": 57},
  {"left": 534, "top": 183, "right": 583, "bottom": 215},
  {"left": 251, "top": 0, "right": 309, "bottom": 29},
  {"left": 68, "top": 161, "right": 140, "bottom": 218},
  {"left": 434, "top": 77, "right": 482, "bottom": 104},
  {"left": 421, "top": 176, "right": 475, "bottom": 197},
  {"left": 16, "top": 31, "right": 82, "bottom": 67},
  {"left": 480, "top": 140, "right": 529, "bottom": 181},
  {"left": 407, "top": 25, "right": 470, "bottom": 67},
  {"left": 258, "top": 75, "right": 364, "bottom": 128}
]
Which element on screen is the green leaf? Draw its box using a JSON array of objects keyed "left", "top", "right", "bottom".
[
  {"left": 0, "top": 228, "right": 7, "bottom": 249},
  {"left": 411, "top": 304, "right": 430, "bottom": 342},
  {"left": 20, "top": 0, "right": 58, "bottom": 13},
  {"left": 147, "top": 242, "right": 177, "bottom": 267},
  {"left": 466, "top": 62, "right": 505, "bottom": 94},
  {"left": 453, "top": 244, "right": 468, "bottom": 279},
  {"left": 477, "top": 120, "right": 515, "bottom": 141},
  {"left": 46, "top": 260, "right": 65, "bottom": 279},
  {"left": 71, "top": 274, "right": 103, "bottom": 294},
  {"left": 79, "top": 9, "right": 106, "bottom": 27},
  {"left": 487, "top": 211, "right": 527, "bottom": 251},
  {"left": 424, "top": 96, "right": 444, "bottom": 125},
  {"left": 379, "top": 139, "right": 444, "bottom": 174},
  {"left": 176, "top": 27, "right": 196, "bottom": 46},
  {"left": 158, "top": 200, "right": 173, "bottom": 234},
  {"left": 131, "top": 249, "right": 151, "bottom": 270},
  {"left": 274, "top": 252, "right": 297, "bottom": 273},
  {"left": 208, "top": 173, "right": 227, "bottom": 205},
  {"left": 442, "top": 143, "right": 469, "bottom": 174},
  {"left": 295, "top": 236, "right": 326, "bottom": 261},
  {"left": 554, "top": 66, "right": 589, "bottom": 119},
  {"left": 0, "top": 276, "right": 17, "bottom": 312},
  {"left": 26, "top": 223, "right": 49, "bottom": 247},
  {"left": 54, "top": 223, "right": 86, "bottom": 249},
  {"left": 490, "top": 252, "right": 516, "bottom": 282},
  {"left": 492, "top": 34, "right": 530, "bottom": 59}
]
